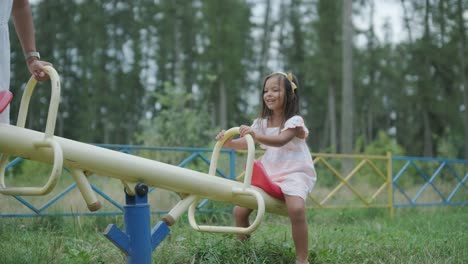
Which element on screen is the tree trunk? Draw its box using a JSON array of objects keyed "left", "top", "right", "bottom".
[
  {"left": 422, "top": 0, "right": 433, "bottom": 157},
  {"left": 400, "top": 0, "right": 414, "bottom": 43},
  {"left": 321, "top": 108, "right": 330, "bottom": 150},
  {"left": 328, "top": 83, "right": 337, "bottom": 151},
  {"left": 367, "top": 0, "right": 376, "bottom": 144},
  {"left": 219, "top": 80, "right": 227, "bottom": 129},
  {"left": 341, "top": 0, "right": 353, "bottom": 154},
  {"left": 258, "top": 0, "right": 272, "bottom": 78},
  {"left": 367, "top": 111, "right": 373, "bottom": 145},
  {"left": 276, "top": 0, "right": 287, "bottom": 69},
  {"left": 423, "top": 110, "right": 433, "bottom": 157},
  {"left": 457, "top": 0, "right": 468, "bottom": 159}
]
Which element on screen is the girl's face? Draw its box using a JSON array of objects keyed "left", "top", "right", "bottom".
[{"left": 263, "top": 76, "right": 285, "bottom": 113}]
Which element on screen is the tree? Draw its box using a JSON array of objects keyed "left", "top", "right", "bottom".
[
  {"left": 316, "top": 0, "right": 341, "bottom": 151},
  {"left": 341, "top": 0, "right": 353, "bottom": 154},
  {"left": 257, "top": 0, "right": 272, "bottom": 78},
  {"left": 457, "top": 0, "right": 468, "bottom": 159},
  {"left": 137, "top": 86, "right": 216, "bottom": 148},
  {"left": 199, "top": 0, "right": 254, "bottom": 128},
  {"left": 8, "top": 0, "right": 465, "bottom": 158}
]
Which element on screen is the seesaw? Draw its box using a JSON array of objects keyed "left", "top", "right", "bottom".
[{"left": 0, "top": 66, "right": 287, "bottom": 264}]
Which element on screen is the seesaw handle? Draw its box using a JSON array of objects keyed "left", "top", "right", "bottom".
[
  {"left": 0, "top": 138, "right": 63, "bottom": 195},
  {"left": 187, "top": 127, "right": 265, "bottom": 234},
  {"left": 17, "top": 66, "right": 61, "bottom": 138},
  {"left": 0, "top": 66, "right": 64, "bottom": 196},
  {"left": 188, "top": 187, "right": 265, "bottom": 234},
  {"left": 209, "top": 127, "right": 255, "bottom": 187}
]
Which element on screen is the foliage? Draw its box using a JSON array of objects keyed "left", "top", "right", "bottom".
[
  {"left": 435, "top": 131, "right": 461, "bottom": 159},
  {"left": 136, "top": 85, "right": 219, "bottom": 149},
  {"left": 352, "top": 131, "right": 405, "bottom": 187},
  {"left": 5, "top": 0, "right": 467, "bottom": 159},
  {"left": 355, "top": 130, "right": 405, "bottom": 156}
]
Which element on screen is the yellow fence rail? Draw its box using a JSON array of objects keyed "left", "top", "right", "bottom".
[
  {"left": 308, "top": 152, "right": 393, "bottom": 216},
  {"left": 235, "top": 151, "right": 394, "bottom": 216}
]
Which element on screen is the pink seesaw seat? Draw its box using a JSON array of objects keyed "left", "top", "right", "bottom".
[
  {"left": 251, "top": 160, "right": 285, "bottom": 201},
  {"left": 0, "top": 90, "right": 13, "bottom": 113}
]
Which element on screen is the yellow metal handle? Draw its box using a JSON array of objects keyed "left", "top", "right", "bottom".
[
  {"left": 0, "top": 67, "right": 64, "bottom": 196},
  {"left": 70, "top": 169, "right": 101, "bottom": 211},
  {"left": 187, "top": 127, "right": 265, "bottom": 234},
  {"left": 17, "top": 66, "right": 61, "bottom": 138},
  {"left": 188, "top": 187, "right": 265, "bottom": 234},
  {"left": 209, "top": 127, "right": 256, "bottom": 187},
  {"left": 0, "top": 138, "right": 63, "bottom": 195}
]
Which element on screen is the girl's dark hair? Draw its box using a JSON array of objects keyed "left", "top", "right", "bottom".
[{"left": 259, "top": 72, "right": 300, "bottom": 125}]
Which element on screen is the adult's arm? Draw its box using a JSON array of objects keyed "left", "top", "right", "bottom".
[
  {"left": 11, "top": 0, "right": 37, "bottom": 55},
  {"left": 11, "top": 0, "right": 51, "bottom": 81}
]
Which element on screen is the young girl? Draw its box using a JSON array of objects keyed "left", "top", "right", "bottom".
[{"left": 215, "top": 72, "right": 317, "bottom": 264}]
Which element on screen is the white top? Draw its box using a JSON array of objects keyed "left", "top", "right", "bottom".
[
  {"left": 0, "top": 0, "right": 13, "bottom": 124},
  {"left": 251, "top": 115, "right": 317, "bottom": 200}
]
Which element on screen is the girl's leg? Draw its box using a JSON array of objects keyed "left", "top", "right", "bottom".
[
  {"left": 233, "top": 205, "right": 253, "bottom": 240},
  {"left": 284, "top": 195, "right": 309, "bottom": 264}
]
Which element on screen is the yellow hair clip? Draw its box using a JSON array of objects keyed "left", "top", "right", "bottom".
[{"left": 286, "top": 72, "right": 297, "bottom": 92}]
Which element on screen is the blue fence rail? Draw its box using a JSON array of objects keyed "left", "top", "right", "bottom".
[
  {"left": 0, "top": 145, "right": 237, "bottom": 218},
  {"left": 0, "top": 145, "right": 466, "bottom": 218},
  {"left": 392, "top": 156, "right": 468, "bottom": 208}
]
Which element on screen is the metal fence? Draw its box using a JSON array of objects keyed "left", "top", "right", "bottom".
[
  {"left": 0, "top": 145, "right": 466, "bottom": 218},
  {"left": 392, "top": 156, "right": 468, "bottom": 208}
]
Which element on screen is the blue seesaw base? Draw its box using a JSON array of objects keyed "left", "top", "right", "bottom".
[{"left": 104, "top": 183, "right": 170, "bottom": 264}]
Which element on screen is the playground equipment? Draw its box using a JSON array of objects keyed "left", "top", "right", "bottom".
[{"left": 0, "top": 67, "right": 287, "bottom": 263}]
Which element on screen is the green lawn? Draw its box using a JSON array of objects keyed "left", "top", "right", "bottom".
[{"left": 0, "top": 207, "right": 466, "bottom": 264}]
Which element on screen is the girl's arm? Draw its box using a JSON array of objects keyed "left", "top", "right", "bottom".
[
  {"left": 239, "top": 125, "right": 300, "bottom": 147},
  {"left": 215, "top": 130, "right": 248, "bottom": 150}
]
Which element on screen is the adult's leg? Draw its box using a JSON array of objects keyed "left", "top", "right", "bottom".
[
  {"left": 284, "top": 195, "right": 309, "bottom": 264},
  {"left": 233, "top": 206, "right": 253, "bottom": 240}
]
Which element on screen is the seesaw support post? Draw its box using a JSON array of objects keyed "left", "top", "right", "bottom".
[{"left": 104, "top": 183, "right": 170, "bottom": 264}]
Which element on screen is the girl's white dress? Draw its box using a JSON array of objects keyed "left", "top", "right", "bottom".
[
  {"left": 0, "top": 0, "right": 13, "bottom": 124},
  {"left": 252, "top": 115, "right": 317, "bottom": 200}
]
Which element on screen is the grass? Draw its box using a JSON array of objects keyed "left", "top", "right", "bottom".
[{"left": 0, "top": 207, "right": 466, "bottom": 264}]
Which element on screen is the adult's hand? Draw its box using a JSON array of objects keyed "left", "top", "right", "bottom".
[{"left": 27, "top": 59, "right": 53, "bottom": 81}]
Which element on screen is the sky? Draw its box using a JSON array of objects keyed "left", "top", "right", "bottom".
[
  {"left": 355, "top": 0, "right": 405, "bottom": 44},
  {"left": 248, "top": 0, "right": 406, "bottom": 49},
  {"left": 29, "top": 0, "right": 405, "bottom": 44}
]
